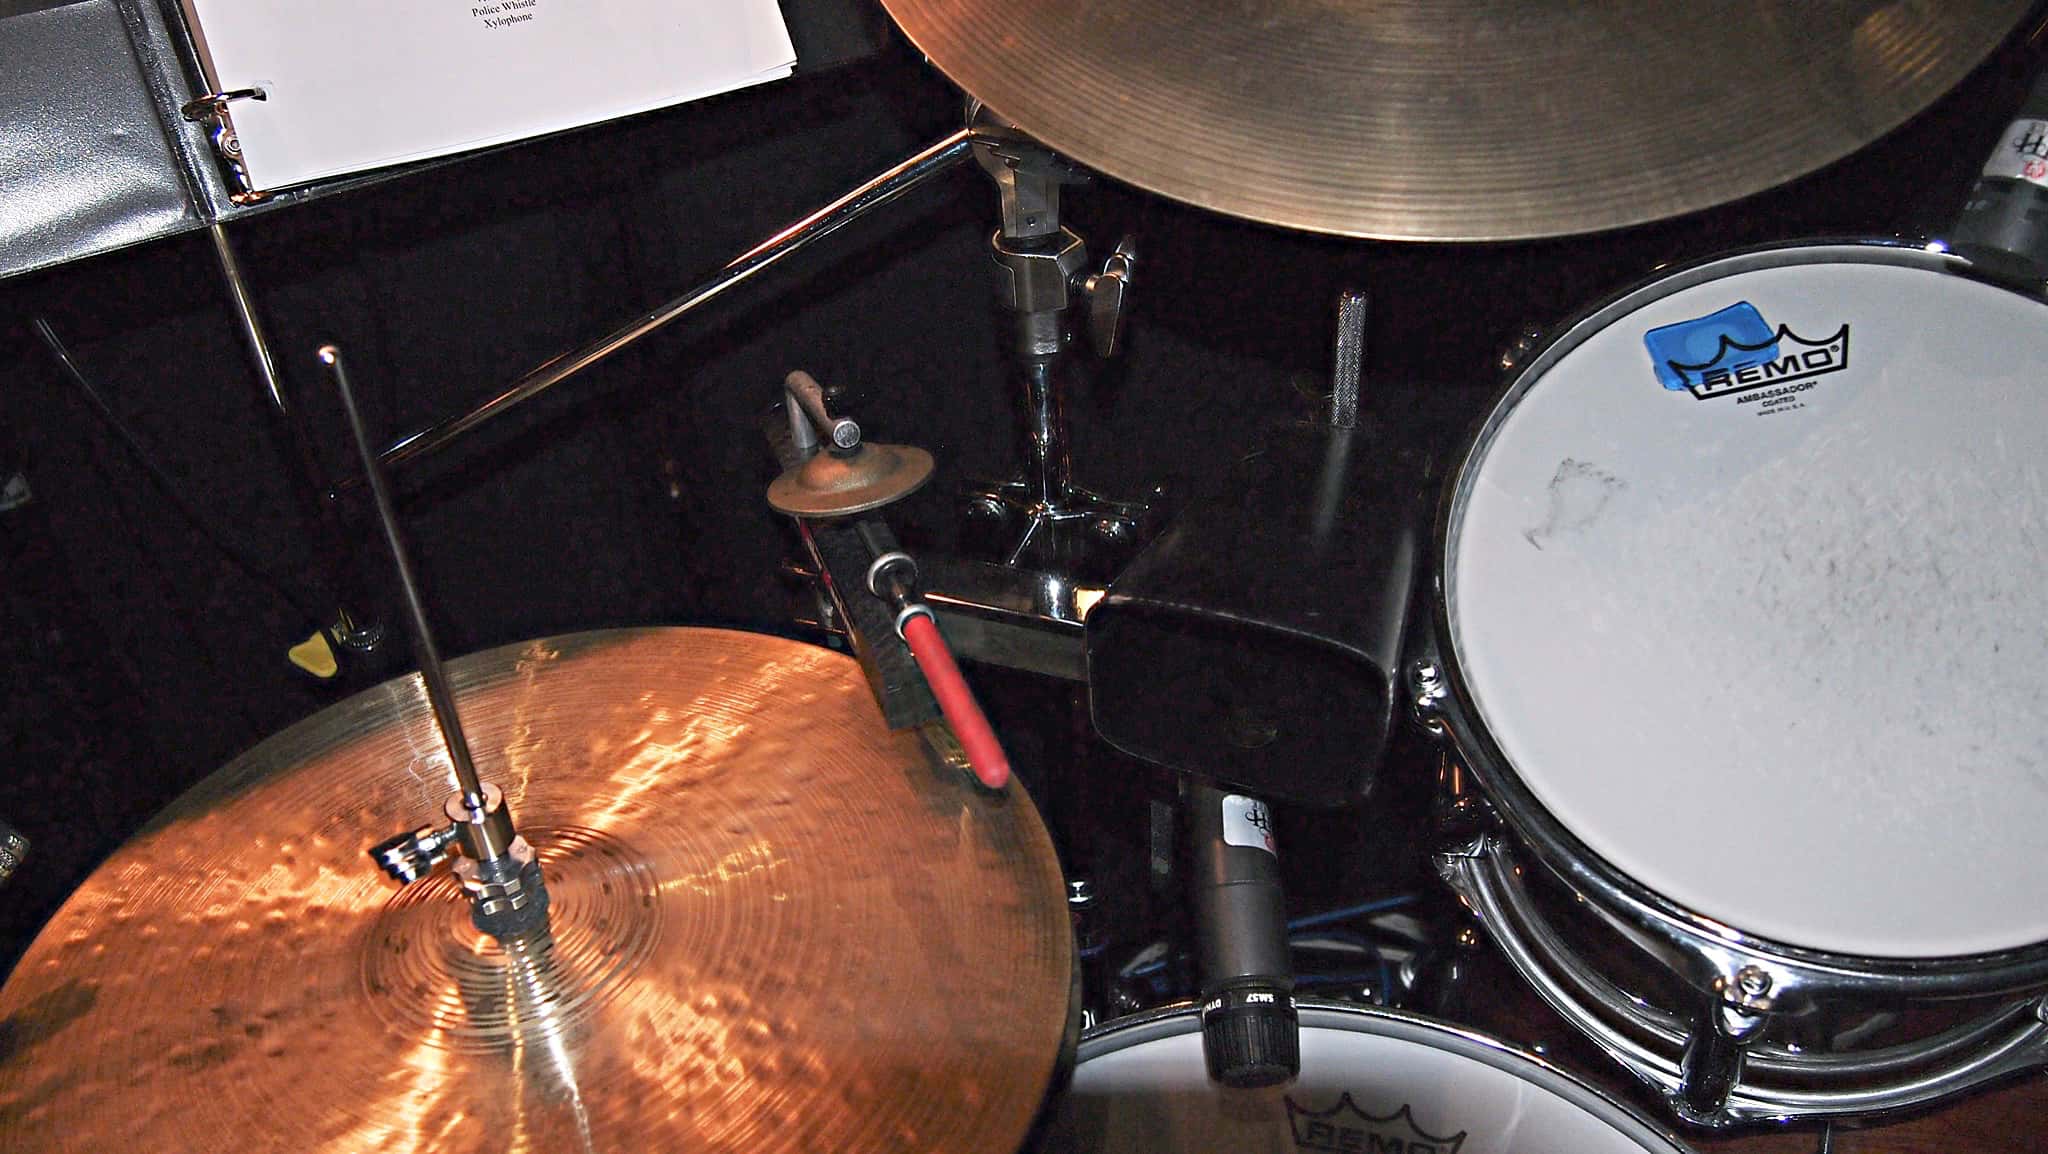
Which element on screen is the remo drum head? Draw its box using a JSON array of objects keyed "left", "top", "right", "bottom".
[
  {"left": 1443, "top": 242, "right": 2048, "bottom": 960},
  {"left": 1042, "top": 1001, "right": 1690, "bottom": 1153}
]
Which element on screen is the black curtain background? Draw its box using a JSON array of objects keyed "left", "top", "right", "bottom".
[{"left": 0, "top": 22, "right": 2037, "bottom": 970}]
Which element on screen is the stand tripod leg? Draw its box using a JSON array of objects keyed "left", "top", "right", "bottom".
[{"left": 207, "top": 223, "right": 382, "bottom": 662}]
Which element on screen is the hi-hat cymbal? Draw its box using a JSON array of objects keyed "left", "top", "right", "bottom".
[
  {"left": 0, "top": 628, "right": 1072, "bottom": 1153},
  {"left": 881, "top": 0, "right": 2029, "bottom": 240}
]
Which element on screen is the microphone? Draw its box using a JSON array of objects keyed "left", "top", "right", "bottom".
[
  {"left": 1946, "top": 72, "right": 2048, "bottom": 286},
  {"left": 1187, "top": 779, "right": 1298, "bottom": 1088},
  {"left": 0, "top": 816, "right": 28, "bottom": 888}
]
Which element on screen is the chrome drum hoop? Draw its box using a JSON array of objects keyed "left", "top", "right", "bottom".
[
  {"left": 1420, "top": 654, "right": 2048, "bottom": 1010},
  {"left": 1419, "top": 239, "right": 2048, "bottom": 1124},
  {"left": 1435, "top": 831, "right": 2048, "bottom": 1128}
]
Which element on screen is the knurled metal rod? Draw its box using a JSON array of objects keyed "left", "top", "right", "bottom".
[
  {"left": 371, "top": 128, "right": 979, "bottom": 473},
  {"left": 1330, "top": 289, "right": 1366, "bottom": 430},
  {"left": 324, "top": 345, "right": 487, "bottom": 811}
]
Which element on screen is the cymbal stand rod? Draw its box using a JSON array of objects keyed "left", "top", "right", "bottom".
[
  {"left": 965, "top": 111, "right": 1147, "bottom": 573},
  {"left": 325, "top": 346, "right": 486, "bottom": 812},
  {"left": 325, "top": 344, "right": 551, "bottom": 938},
  {"left": 1016, "top": 358, "right": 1070, "bottom": 555},
  {"left": 976, "top": 121, "right": 1084, "bottom": 531},
  {"left": 371, "top": 128, "right": 979, "bottom": 474}
]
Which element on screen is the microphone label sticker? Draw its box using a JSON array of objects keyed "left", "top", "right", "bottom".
[
  {"left": 1221, "top": 794, "right": 1277, "bottom": 857},
  {"left": 1982, "top": 118, "right": 2048, "bottom": 186},
  {"left": 1643, "top": 300, "right": 1848, "bottom": 415}
]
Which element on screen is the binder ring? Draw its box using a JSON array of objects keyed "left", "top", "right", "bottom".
[
  {"left": 181, "top": 87, "right": 273, "bottom": 203},
  {"left": 180, "top": 86, "right": 267, "bottom": 122}
]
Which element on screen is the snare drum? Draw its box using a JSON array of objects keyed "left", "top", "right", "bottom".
[
  {"left": 1040, "top": 1000, "right": 1689, "bottom": 1153},
  {"left": 1417, "top": 240, "right": 2048, "bottom": 1127}
]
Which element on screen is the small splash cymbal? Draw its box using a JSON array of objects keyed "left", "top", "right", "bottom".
[
  {"left": 768, "top": 442, "right": 935, "bottom": 518},
  {"left": 0, "top": 627, "right": 1072, "bottom": 1153}
]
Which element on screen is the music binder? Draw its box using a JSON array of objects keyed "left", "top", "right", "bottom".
[{"left": 176, "top": 0, "right": 796, "bottom": 196}]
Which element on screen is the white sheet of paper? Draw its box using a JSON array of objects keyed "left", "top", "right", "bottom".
[{"left": 181, "top": 0, "right": 795, "bottom": 191}]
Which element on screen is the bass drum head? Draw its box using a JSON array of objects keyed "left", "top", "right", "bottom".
[
  {"left": 1444, "top": 242, "right": 2048, "bottom": 959},
  {"left": 1041, "top": 1002, "right": 1688, "bottom": 1153}
]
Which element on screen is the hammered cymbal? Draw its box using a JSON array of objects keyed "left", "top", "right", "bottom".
[
  {"left": 0, "top": 627, "right": 1072, "bottom": 1153},
  {"left": 881, "top": 0, "right": 2029, "bottom": 240}
]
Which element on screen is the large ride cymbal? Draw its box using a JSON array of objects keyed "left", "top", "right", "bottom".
[
  {"left": 0, "top": 628, "right": 1072, "bottom": 1153},
  {"left": 881, "top": 0, "right": 2030, "bottom": 240}
]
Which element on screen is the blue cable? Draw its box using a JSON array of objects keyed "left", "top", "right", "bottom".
[{"left": 1287, "top": 894, "right": 1417, "bottom": 932}]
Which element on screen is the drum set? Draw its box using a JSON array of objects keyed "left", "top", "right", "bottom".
[{"left": 5, "top": 2, "right": 2048, "bottom": 1152}]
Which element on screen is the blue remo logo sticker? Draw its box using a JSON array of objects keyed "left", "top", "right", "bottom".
[{"left": 1642, "top": 300, "right": 1849, "bottom": 403}]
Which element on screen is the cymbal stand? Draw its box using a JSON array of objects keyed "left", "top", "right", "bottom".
[
  {"left": 964, "top": 109, "right": 1148, "bottom": 575},
  {"left": 324, "top": 345, "right": 551, "bottom": 940}
]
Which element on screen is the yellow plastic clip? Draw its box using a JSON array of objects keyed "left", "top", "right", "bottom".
[{"left": 288, "top": 630, "right": 340, "bottom": 679}]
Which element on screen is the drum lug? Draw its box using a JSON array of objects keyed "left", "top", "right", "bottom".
[
  {"left": 1434, "top": 827, "right": 1494, "bottom": 870},
  {"left": 1673, "top": 990, "right": 1772, "bottom": 1123},
  {"left": 1433, "top": 830, "right": 1499, "bottom": 883},
  {"left": 1408, "top": 658, "right": 1449, "bottom": 736},
  {"left": 1497, "top": 322, "right": 1546, "bottom": 376},
  {"left": 1432, "top": 749, "right": 1493, "bottom": 840}
]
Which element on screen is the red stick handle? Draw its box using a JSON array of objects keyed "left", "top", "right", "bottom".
[{"left": 900, "top": 612, "right": 1010, "bottom": 789}]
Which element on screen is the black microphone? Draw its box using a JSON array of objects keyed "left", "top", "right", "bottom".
[
  {"left": 1947, "top": 72, "right": 2048, "bottom": 286},
  {"left": 1187, "top": 779, "right": 1299, "bottom": 1088}
]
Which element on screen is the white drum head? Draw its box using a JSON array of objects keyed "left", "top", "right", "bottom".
[
  {"left": 1043, "top": 1003, "right": 1688, "bottom": 1153},
  {"left": 1447, "top": 244, "right": 2048, "bottom": 958}
]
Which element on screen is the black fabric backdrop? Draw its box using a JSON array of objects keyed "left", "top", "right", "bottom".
[{"left": 0, "top": 24, "right": 2038, "bottom": 967}]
